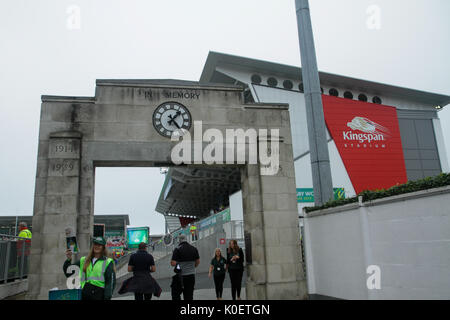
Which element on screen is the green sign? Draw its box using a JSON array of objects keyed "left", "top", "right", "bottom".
[
  {"left": 219, "top": 208, "right": 231, "bottom": 222},
  {"left": 126, "top": 227, "right": 149, "bottom": 249},
  {"left": 333, "top": 188, "right": 345, "bottom": 200},
  {"left": 198, "top": 208, "right": 231, "bottom": 231},
  {"left": 297, "top": 188, "right": 315, "bottom": 202},
  {"left": 297, "top": 188, "right": 345, "bottom": 203}
]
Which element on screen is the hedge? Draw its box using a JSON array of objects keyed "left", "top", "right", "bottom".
[{"left": 304, "top": 173, "right": 450, "bottom": 213}]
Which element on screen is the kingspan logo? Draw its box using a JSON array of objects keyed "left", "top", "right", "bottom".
[{"left": 343, "top": 117, "right": 389, "bottom": 143}]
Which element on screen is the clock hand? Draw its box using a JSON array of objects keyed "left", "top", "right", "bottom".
[
  {"left": 167, "top": 114, "right": 175, "bottom": 126},
  {"left": 168, "top": 112, "right": 181, "bottom": 128},
  {"left": 172, "top": 120, "right": 181, "bottom": 129},
  {"left": 172, "top": 111, "right": 181, "bottom": 120}
]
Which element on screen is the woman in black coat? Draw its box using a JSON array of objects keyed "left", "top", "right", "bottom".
[{"left": 227, "top": 240, "right": 244, "bottom": 300}]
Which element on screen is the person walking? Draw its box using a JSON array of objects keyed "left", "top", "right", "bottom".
[
  {"left": 63, "top": 236, "right": 116, "bottom": 300},
  {"left": 119, "top": 242, "right": 160, "bottom": 300},
  {"left": 208, "top": 248, "right": 227, "bottom": 300},
  {"left": 227, "top": 239, "right": 244, "bottom": 300},
  {"left": 170, "top": 234, "right": 200, "bottom": 300}
]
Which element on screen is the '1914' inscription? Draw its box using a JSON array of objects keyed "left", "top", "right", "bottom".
[
  {"left": 49, "top": 140, "right": 80, "bottom": 159},
  {"left": 55, "top": 144, "right": 74, "bottom": 153}
]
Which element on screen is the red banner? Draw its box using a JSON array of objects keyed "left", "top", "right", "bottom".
[{"left": 322, "top": 95, "right": 407, "bottom": 194}]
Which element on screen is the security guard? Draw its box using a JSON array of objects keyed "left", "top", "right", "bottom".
[
  {"left": 17, "top": 222, "right": 32, "bottom": 275},
  {"left": 189, "top": 224, "right": 198, "bottom": 241},
  {"left": 18, "top": 222, "right": 32, "bottom": 239},
  {"left": 63, "top": 237, "right": 116, "bottom": 300}
]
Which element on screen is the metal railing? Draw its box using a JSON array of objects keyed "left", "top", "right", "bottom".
[
  {"left": 148, "top": 216, "right": 245, "bottom": 259},
  {"left": 0, "top": 234, "right": 31, "bottom": 284}
]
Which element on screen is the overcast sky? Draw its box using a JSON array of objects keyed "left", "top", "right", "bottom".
[{"left": 1, "top": 0, "right": 449, "bottom": 234}]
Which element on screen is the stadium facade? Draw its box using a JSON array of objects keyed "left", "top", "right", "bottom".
[{"left": 199, "top": 51, "right": 450, "bottom": 212}]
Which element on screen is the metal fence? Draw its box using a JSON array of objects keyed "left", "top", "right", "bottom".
[
  {"left": 0, "top": 234, "right": 31, "bottom": 284},
  {"left": 149, "top": 218, "right": 245, "bottom": 259}
]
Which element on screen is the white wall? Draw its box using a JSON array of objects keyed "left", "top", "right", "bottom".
[
  {"left": 304, "top": 186, "right": 450, "bottom": 299},
  {"left": 433, "top": 118, "right": 450, "bottom": 173},
  {"left": 229, "top": 190, "right": 243, "bottom": 221}
]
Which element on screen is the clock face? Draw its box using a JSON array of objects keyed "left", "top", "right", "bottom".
[{"left": 152, "top": 102, "right": 192, "bottom": 138}]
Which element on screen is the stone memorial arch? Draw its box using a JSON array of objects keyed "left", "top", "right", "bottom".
[{"left": 28, "top": 80, "right": 307, "bottom": 300}]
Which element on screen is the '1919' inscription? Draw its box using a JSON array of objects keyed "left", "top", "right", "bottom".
[
  {"left": 52, "top": 162, "right": 74, "bottom": 172},
  {"left": 49, "top": 160, "right": 77, "bottom": 176}
]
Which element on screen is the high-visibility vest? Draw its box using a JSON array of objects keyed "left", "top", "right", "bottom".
[
  {"left": 18, "top": 229, "right": 32, "bottom": 239},
  {"left": 79, "top": 256, "right": 113, "bottom": 289},
  {"left": 190, "top": 226, "right": 197, "bottom": 234}
]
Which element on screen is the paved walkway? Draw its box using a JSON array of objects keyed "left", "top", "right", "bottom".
[{"left": 113, "top": 272, "right": 247, "bottom": 301}]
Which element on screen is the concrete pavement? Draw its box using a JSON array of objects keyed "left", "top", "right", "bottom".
[{"left": 113, "top": 271, "right": 247, "bottom": 301}]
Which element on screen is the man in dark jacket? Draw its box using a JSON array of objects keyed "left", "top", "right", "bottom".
[{"left": 170, "top": 234, "right": 200, "bottom": 300}]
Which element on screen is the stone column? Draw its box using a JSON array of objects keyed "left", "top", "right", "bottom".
[
  {"left": 241, "top": 164, "right": 267, "bottom": 299},
  {"left": 242, "top": 141, "right": 307, "bottom": 300},
  {"left": 27, "top": 131, "right": 82, "bottom": 299},
  {"left": 77, "top": 153, "right": 95, "bottom": 258}
]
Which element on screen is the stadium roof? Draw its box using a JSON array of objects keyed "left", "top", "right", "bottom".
[
  {"left": 200, "top": 51, "right": 450, "bottom": 107},
  {"left": 155, "top": 167, "right": 241, "bottom": 218}
]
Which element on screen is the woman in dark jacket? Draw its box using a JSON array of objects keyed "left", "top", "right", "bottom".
[
  {"left": 208, "top": 248, "right": 227, "bottom": 300},
  {"left": 227, "top": 240, "right": 244, "bottom": 300}
]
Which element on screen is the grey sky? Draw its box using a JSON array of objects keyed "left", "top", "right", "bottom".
[{"left": 1, "top": 0, "right": 449, "bottom": 234}]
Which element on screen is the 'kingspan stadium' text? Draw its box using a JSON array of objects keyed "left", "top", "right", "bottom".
[{"left": 343, "top": 131, "right": 385, "bottom": 143}]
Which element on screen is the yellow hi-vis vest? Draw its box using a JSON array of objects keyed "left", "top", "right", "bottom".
[
  {"left": 79, "top": 256, "right": 113, "bottom": 289},
  {"left": 18, "top": 229, "right": 32, "bottom": 239}
]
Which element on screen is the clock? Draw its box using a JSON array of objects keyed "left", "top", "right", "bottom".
[{"left": 152, "top": 102, "right": 192, "bottom": 137}]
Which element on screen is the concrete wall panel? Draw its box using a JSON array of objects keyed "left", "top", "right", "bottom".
[{"left": 304, "top": 186, "right": 450, "bottom": 299}]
